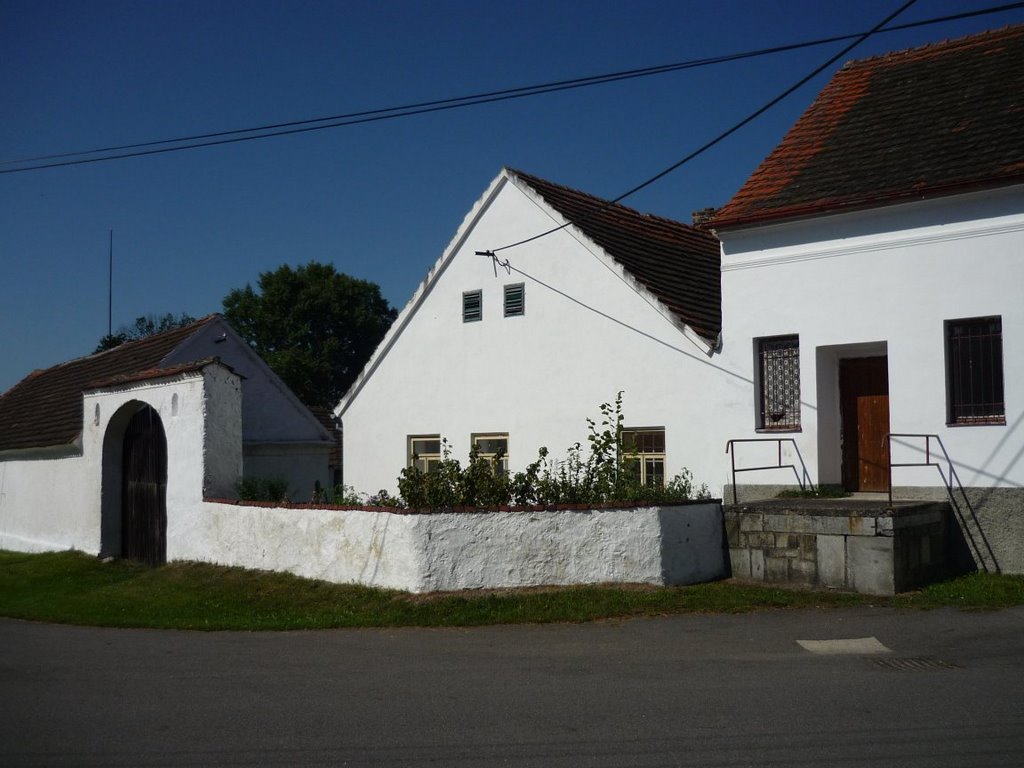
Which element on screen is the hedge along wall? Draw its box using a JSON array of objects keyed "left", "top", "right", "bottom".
[{"left": 182, "top": 500, "right": 726, "bottom": 593}]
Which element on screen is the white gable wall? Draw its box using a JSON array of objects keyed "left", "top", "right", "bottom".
[{"left": 341, "top": 173, "right": 725, "bottom": 496}]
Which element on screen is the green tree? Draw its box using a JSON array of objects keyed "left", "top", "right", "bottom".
[
  {"left": 94, "top": 313, "right": 197, "bottom": 353},
  {"left": 222, "top": 262, "right": 396, "bottom": 407}
]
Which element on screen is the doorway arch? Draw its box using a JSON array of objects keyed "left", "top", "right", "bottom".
[{"left": 100, "top": 401, "right": 167, "bottom": 565}]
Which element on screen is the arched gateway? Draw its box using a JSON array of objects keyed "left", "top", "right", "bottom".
[{"left": 102, "top": 402, "right": 168, "bottom": 565}]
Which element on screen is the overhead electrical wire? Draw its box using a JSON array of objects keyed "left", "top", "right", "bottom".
[
  {"left": 485, "top": 0, "right": 922, "bottom": 254},
  {"left": 1, "top": 2, "right": 1021, "bottom": 175},
  {"left": 464, "top": 0, "right": 925, "bottom": 365}
]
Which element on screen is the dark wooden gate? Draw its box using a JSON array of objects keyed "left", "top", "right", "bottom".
[
  {"left": 840, "top": 356, "right": 890, "bottom": 492},
  {"left": 121, "top": 405, "right": 167, "bottom": 565}
]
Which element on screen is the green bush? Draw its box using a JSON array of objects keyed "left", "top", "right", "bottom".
[{"left": 235, "top": 476, "right": 291, "bottom": 503}]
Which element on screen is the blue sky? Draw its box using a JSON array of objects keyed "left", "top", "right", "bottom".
[{"left": 3, "top": 0, "right": 1023, "bottom": 394}]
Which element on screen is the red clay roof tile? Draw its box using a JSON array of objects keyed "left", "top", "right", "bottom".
[
  {"left": 0, "top": 315, "right": 219, "bottom": 452},
  {"left": 713, "top": 25, "right": 1024, "bottom": 228},
  {"left": 510, "top": 169, "right": 722, "bottom": 344}
]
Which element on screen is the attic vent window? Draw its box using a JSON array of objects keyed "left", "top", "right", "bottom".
[
  {"left": 504, "top": 283, "right": 525, "bottom": 317},
  {"left": 463, "top": 290, "right": 482, "bottom": 323}
]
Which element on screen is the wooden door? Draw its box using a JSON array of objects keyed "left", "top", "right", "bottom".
[
  {"left": 121, "top": 405, "right": 167, "bottom": 565},
  {"left": 840, "top": 357, "right": 890, "bottom": 492}
]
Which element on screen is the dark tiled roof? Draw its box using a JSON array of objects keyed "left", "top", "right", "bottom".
[
  {"left": 0, "top": 315, "right": 219, "bottom": 452},
  {"left": 713, "top": 25, "right": 1024, "bottom": 228},
  {"left": 509, "top": 169, "right": 722, "bottom": 344},
  {"left": 84, "top": 357, "right": 229, "bottom": 391}
]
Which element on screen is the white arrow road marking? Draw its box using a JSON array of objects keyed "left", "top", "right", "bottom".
[{"left": 796, "top": 636, "right": 891, "bottom": 655}]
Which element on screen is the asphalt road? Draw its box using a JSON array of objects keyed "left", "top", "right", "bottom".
[{"left": 1, "top": 607, "right": 1022, "bottom": 767}]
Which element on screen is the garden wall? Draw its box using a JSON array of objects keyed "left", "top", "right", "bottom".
[{"left": 182, "top": 500, "right": 726, "bottom": 593}]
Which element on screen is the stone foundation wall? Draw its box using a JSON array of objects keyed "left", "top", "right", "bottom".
[
  {"left": 725, "top": 500, "right": 949, "bottom": 595},
  {"left": 725, "top": 485, "right": 1024, "bottom": 575}
]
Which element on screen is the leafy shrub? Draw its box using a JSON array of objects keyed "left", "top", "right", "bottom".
[{"left": 235, "top": 476, "right": 291, "bottom": 503}]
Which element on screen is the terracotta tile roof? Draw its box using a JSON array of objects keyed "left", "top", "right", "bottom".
[
  {"left": 713, "top": 25, "right": 1024, "bottom": 229},
  {"left": 509, "top": 169, "right": 722, "bottom": 344},
  {"left": 0, "top": 315, "right": 219, "bottom": 452}
]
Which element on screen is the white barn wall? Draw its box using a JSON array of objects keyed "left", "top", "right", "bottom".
[{"left": 341, "top": 174, "right": 725, "bottom": 496}]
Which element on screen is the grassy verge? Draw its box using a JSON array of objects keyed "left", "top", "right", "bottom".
[{"left": 2, "top": 550, "right": 1022, "bottom": 631}]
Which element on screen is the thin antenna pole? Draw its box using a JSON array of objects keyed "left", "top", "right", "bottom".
[{"left": 107, "top": 229, "right": 113, "bottom": 336}]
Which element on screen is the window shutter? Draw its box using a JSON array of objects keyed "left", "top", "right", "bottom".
[
  {"left": 504, "top": 283, "right": 525, "bottom": 317},
  {"left": 463, "top": 290, "right": 482, "bottom": 323}
]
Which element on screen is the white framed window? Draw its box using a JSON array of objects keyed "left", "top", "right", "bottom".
[
  {"left": 621, "top": 428, "right": 665, "bottom": 487},
  {"left": 756, "top": 335, "right": 801, "bottom": 430},
  {"left": 463, "top": 290, "right": 482, "bottom": 323},
  {"left": 408, "top": 435, "right": 441, "bottom": 473},
  {"left": 504, "top": 283, "right": 525, "bottom": 317},
  {"left": 472, "top": 432, "right": 509, "bottom": 473}
]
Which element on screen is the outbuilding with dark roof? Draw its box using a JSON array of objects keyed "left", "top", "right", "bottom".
[{"left": 0, "top": 314, "right": 332, "bottom": 560}]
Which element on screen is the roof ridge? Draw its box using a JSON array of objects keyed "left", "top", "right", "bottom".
[
  {"left": 51, "top": 313, "right": 220, "bottom": 370},
  {"left": 507, "top": 168, "right": 664, "bottom": 224},
  {"left": 842, "top": 22, "right": 1024, "bottom": 70}
]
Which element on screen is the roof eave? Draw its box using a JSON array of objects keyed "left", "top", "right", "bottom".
[{"left": 713, "top": 173, "right": 1024, "bottom": 232}]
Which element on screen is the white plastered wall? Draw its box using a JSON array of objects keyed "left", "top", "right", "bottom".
[
  {"left": 714, "top": 185, "right": 1024, "bottom": 493},
  {"left": 185, "top": 501, "right": 724, "bottom": 592},
  {"left": 0, "top": 365, "right": 242, "bottom": 557},
  {"left": 340, "top": 172, "right": 725, "bottom": 496}
]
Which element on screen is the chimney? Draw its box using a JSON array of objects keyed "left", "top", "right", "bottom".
[{"left": 691, "top": 207, "right": 718, "bottom": 227}]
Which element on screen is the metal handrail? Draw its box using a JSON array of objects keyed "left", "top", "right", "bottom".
[
  {"left": 885, "top": 433, "right": 999, "bottom": 573},
  {"left": 724, "top": 438, "right": 815, "bottom": 505}
]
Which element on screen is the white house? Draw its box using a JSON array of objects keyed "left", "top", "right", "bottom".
[
  {"left": 0, "top": 314, "right": 332, "bottom": 560},
  {"left": 337, "top": 168, "right": 724, "bottom": 496},
  {"left": 709, "top": 26, "right": 1024, "bottom": 573}
]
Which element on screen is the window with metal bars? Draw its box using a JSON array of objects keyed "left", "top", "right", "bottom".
[
  {"left": 462, "top": 290, "right": 482, "bottom": 323},
  {"left": 946, "top": 316, "right": 1005, "bottom": 425},
  {"left": 757, "top": 335, "right": 801, "bottom": 430},
  {"left": 504, "top": 283, "right": 525, "bottom": 317}
]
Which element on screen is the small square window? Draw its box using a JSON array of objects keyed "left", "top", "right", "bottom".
[
  {"left": 504, "top": 283, "right": 525, "bottom": 317},
  {"left": 408, "top": 435, "right": 441, "bottom": 473},
  {"left": 946, "top": 316, "right": 1005, "bottom": 425},
  {"left": 757, "top": 335, "right": 800, "bottom": 430},
  {"left": 621, "top": 428, "right": 666, "bottom": 487},
  {"left": 472, "top": 432, "right": 509, "bottom": 473},
  {"left": 463, "top": 290, "right": 482, "bottom": 323}
]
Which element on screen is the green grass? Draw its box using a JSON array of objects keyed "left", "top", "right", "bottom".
[{"left": 1, "top": 550, "right": 1021, "bottom": 631}]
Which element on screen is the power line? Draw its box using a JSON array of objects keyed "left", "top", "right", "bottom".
[
  {"left": 487, "top": 0, "right": 922, "bottom": 254},
  {"left": 2, "top": 2, "right": 1021, "bottom": 175}
]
